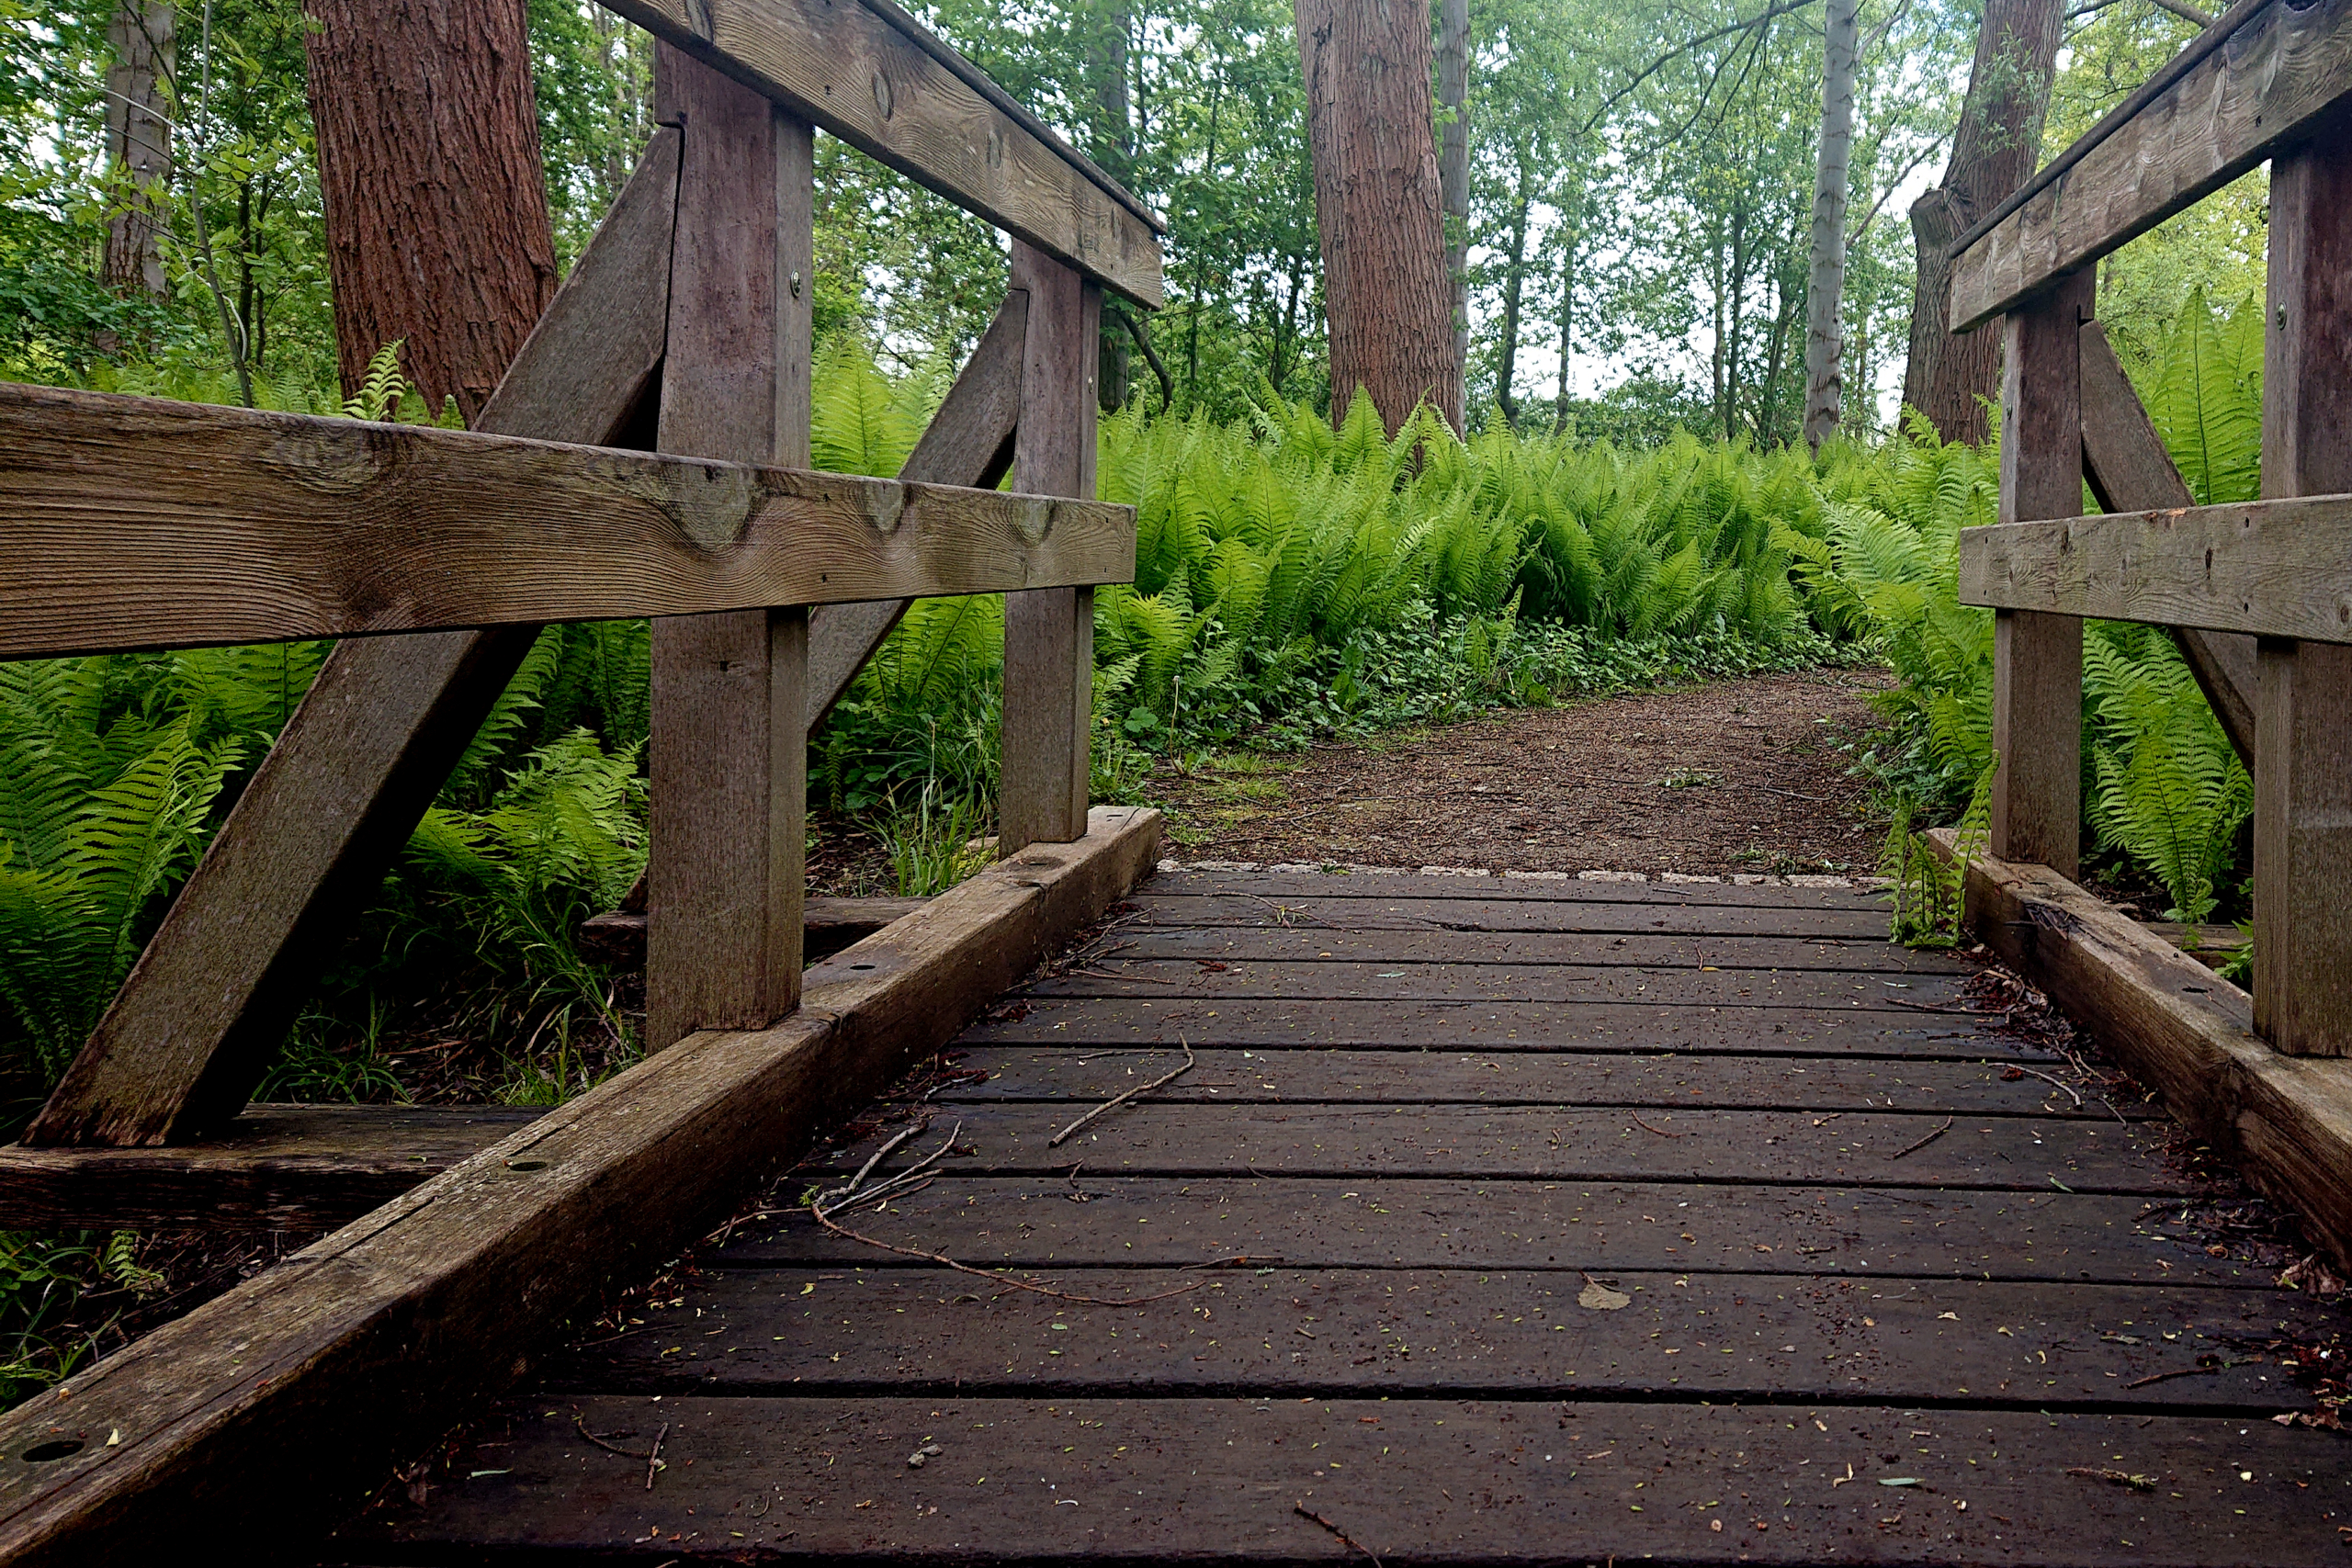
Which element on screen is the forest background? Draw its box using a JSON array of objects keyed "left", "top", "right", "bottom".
[{"left": 0, "top": 0, "right": 2285, "bottom": 1388}]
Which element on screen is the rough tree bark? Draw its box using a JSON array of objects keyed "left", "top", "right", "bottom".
[
  {"left": 1899, "top": 0, "right": 2064, "bottom": 445},
  {"left": 102, "top": 0, "right": 174, "bottom": 299},
  {"left": 1294, "top": 0, "right": 1459, "bottom": 435},
  {"left": 1436, "top": 0, "right": 1470, "bottom": 431},
  {"left": 303, "top": 0, "right": 560, "bottom": 423},
  {"left": 1802, "top": 0, "right": 1860, "bottom": 452}
]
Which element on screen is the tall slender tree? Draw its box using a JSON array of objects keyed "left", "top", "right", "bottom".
[
  {"left": 1802, "top": 0, "right": 1859, "bottom": 451},
  {"left": 303, "top": 0, "right": 560, "bottom": 421},
  {"left": 1436, "top": 0, "right": 1470, "bottom": 430},
  {"left": 1899, "top": 0, "right": 2064, "bottom": 443},
  {"left": 101, "top": 0, "right": 174, "bottom": 299},
  {"left": 1294, "top": 0, "right": 1458, "bottom": 434}
]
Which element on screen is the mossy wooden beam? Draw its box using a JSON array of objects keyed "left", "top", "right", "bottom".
[{"left": 1929, "top": 829, "right": 2352, "bottom": 1272}]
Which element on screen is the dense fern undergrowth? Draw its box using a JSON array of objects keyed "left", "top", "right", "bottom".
[{"left": 0, "top": 295, "right": 2264, "bottom": 1397}]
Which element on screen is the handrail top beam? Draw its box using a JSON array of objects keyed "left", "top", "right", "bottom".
[
  {"left": 1949, "top": 0, "right": 2352, "bottom": 332},
  {"left": 604, "top": 0, "right": 1166, "bottom": 305}
]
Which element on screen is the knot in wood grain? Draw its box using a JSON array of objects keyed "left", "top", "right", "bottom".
[
  {"left": 1010, "top": 495, "right": 1055, "bottom": 547},
  {"left": 266, "top": 419, "right": 396, "bottom": 497},
  {"left": 662, "top": 461, "right": 760, "bottom": 553},
  {"left": 862, "top": 482, "right": 906, "bottom": 537}
]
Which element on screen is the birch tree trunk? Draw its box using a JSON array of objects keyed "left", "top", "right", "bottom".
[
  {"left": 1295, "top": 0, "right": 1459, "bottom": 435},
  {"left": 1802, "top": 0, "right": 1860, "bottom": 452},
  {"left": 102, "top": 1, "right": 174, "bottom": 299},
  {"left": 303, "top": 0, "right": 560, "bottom": 423},
  {"left": 1899, "top": 0, "right": 2064, "bottom": 445},
  {"left": 1436, "top": 0, "right": 1470, "bottom": 431}
]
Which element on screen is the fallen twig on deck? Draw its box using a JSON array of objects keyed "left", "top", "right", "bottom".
[
  {"left": 1887, "top": 998, "right": 2011, "bottom": 1022},
  {"left": 2002, "top": 1063, "right": 2084, "bottom": 1108},
  {"left": 1050, "top": 1040, "right": 1196, "bottom": 1147},
  {"left": 646, "top": 1422, "right": 667, "bottom": 1490},
  {"left": 2126, "top": 1363, "right": 2225, "bottom": 1389},
  {"left": 1629, "top": 1111, "right": 1683, "bottom": 1138},
  {"left": 1295, "top": 1502, "right": 1384, "bottom": 1568},
  {"left": 799, "top": 1121, "right": 1199, "bottom": 1307},
  {"left": 805, "top": 1201, "right": 1199, "bottom": 1307},
  {"left": 1888, "top": 1115, "right": 1954, "bottom": 1160}
]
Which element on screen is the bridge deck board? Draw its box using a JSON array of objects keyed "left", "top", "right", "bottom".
[{"left": 345, "top": 872, "right": 2349, "bottom": 1566}]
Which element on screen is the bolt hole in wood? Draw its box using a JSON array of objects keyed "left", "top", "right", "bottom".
[{"left": 19, "top": 1442, "right": 81, "bottom": 1463}]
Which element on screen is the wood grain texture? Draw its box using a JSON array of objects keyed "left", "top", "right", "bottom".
[
  {"left": 0, "top": 1104, "right": 538, "bottom": 1230},
  {"left": 2254, "top": 125, "right": 2352, "bottom": 1057},
  {"left": 1069, "top": 924, "right": 1971, "bottom": 974},
  {"left": 1957, "top": 491, "right": 2352, "bottom": 643},
  {"left": 959, "top": 998, "right": 2016, "bottom": 1055},
  {"left": 557, "top": 1266, "right": 2311, "bottom": 1407},
  {"left": 0, "top": 807, "right": 1160, "bottom": 1566},
  {"left": 1000, "top": 243, "right": 1101, "bottom": 852},
  {"left": 1142, "top": 869, "right": 1888, "bottom": 906},
  {"left": 916, "top": 1045, "right": 2144, "bottom": 1116},
  {"left": 1124, "top": 890, "right": 1895, "bottom": 937},
  {"left": 20, "top": 131, "right": 687, "bottom": 1148},
  {"left": 806, "top": 289, "right": 1024, "bottom": 728},
  {"left": 598, "top": 0, "right": 1164, "bottom": 305},
  {"left": 806, "top": 1100, "right": 2177, "bottom": 1191},
  {"left": 1950, "top": 0, "right": 2352, "bottom": 331},
  {"left": 0, "top": 379, "right": 1135, "bottom": 660},
  {"left": 646, "top": 57, "right": 809, "bottom": 1049},
  {"left": 730, "top": 1171, "right": 2253, "bottom": 1284},
  {"left": 2076, "top": 318, "right": 2258, "bottom": 761},
  {"left": 1990, "top": 275, "right": 2089, "bottom": 876},
  {"left": 1022, "top": 957, "right": 1969, "bottom": 1007},
  {"left": 355, "top": 1393, "right": 2352, "bottom": 1564},
  {"left": 1932, "top": 827, "right": 2352, "bottom": 1274}
]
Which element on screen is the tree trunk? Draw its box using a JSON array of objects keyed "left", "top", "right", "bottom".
[
  {"left": 1436, "top": 0, "right": 1470, "bottom": 431},
  {"left": 1494, "top": 182, "right": 1530, "bottom": 430},
  {"left": 1899, "top": 0, "right": 2064, "bottom": 445},
  {"left": 1085, "top": 0, "right": 1134, "bottom": 412},
  {"left": 303, "top": 0, "right": 560, "bottom": 423},
  {"left": 1802, "top": 0, "right": 1860, "bottom": 452},
  {"left": 1294, "top": 0, "right": 1459, "bottom": 435},
  {"left": 102, "top": 0, "right": 174, "bottom": 299},
  {"left": 1553, "top": 231, "right": 1574, "bottom": 434}
]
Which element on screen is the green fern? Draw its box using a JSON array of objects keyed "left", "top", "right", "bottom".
[{"left": 341, "top": 341, "right": 414, "bottom": 423}]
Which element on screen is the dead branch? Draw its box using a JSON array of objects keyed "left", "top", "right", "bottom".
[{"left": 1050, "top": 1040, "right": 1196, "bottom": 1147}]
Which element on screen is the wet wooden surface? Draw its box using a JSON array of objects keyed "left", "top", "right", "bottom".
[{"left": 344, "top": 872, "right": 2352, "bottom": 1564}]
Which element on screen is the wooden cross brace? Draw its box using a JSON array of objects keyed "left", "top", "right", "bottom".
[{"left": 19, "top": 55, "right": 1117, "bottom": 1146}]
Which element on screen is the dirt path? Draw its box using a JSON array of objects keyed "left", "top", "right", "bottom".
[{"left": 1149, "top": 665, "right": 1893, "bottom": 878}]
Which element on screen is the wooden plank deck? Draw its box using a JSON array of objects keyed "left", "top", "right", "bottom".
[{"left": 339, "top": 870, "right": 2352, "bottom": 1565}]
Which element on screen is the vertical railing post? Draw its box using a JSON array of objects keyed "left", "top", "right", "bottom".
[
  {"left": 2254, "top": 124, "right": 2352, "bottom": 1056},
  {"left": 1989, "top": 268, "right": 2092, "bottom": 879},
  {"left": 644, "top": 46, "right": 814, "bottom": 1050},
  {"left": 999, "top": 241, "right": 1101, "bottom": 854}
]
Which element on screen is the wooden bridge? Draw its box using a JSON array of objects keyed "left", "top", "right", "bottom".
[{"left": 3, "top": 0, "right": 2352, "bottom": 1562}]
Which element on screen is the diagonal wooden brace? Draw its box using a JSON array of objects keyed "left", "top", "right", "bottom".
[
  {"left": 2075, "top": 319, "right": 2256, "bottom": 765},
  {"left": 24, "top": 130, "right": 687, "bottom": 1149},
  {"left": 806, "top": 288, "right": 1025, "bottom": 729}
]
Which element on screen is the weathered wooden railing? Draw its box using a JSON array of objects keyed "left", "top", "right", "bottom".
[
  {"left": 1939, "top": 0, "right": 2352, "bottom": 1277},
  {"left": 1950, "top": 0, "right": 2352, "bottom": 1055},
  {"left": 0, "top": 9, "right": 1162, "bottom": 1560}
]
